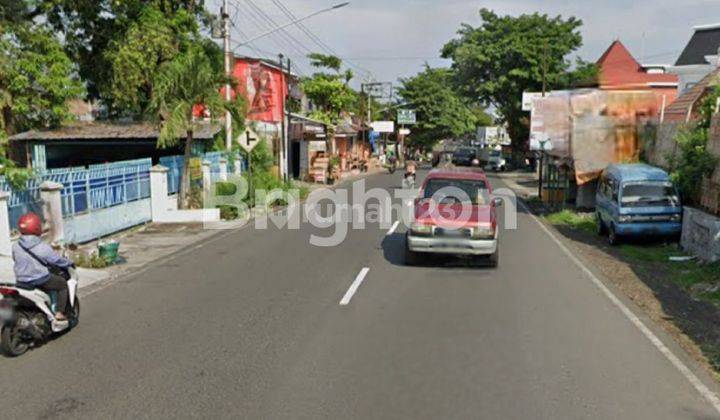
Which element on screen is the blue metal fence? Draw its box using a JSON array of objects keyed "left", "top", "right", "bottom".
[{"left": 1, "top": 158, "right": 152, "bottom": 231}]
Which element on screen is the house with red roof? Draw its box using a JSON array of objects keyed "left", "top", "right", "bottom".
[{"left": 596, "top": 40, "right": 679, "bottom": 109}]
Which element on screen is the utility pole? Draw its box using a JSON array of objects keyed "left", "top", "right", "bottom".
[
  {"left": 223, "top": 0, "right": 233, "bottom": 152},
  {"left": 538, "top": 39, "right": 549, "bottom": 199},
  {"left": 279, "top": 53, "right": 287, "bottom": 182},
  {"left": 541, "top": 39, "right": 548, "bottom": 97},
  {"left": 285, "top": 57, "right": 292, "bottom": 181}
]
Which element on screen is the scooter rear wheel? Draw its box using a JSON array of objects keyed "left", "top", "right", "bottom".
[
  {"left": 68, "top": 299, "right": 80, "bottom": 329},
  {"left": 1, "top": 315, "right": 31, "bottom": 357}
]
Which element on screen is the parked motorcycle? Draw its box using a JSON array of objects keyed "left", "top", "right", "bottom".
[{"left": 0, "top": 268, "right": 80, "bottom": 357}]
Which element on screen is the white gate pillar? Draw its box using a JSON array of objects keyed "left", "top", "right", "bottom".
[
  {"left": 0, "top": 192, "right": 12, "bottom": 256},
  {"left": 40, "top": 181, "right": 64, "bottom": 244},
  {"left": 150, "top": 165, "right": 169, "bottom": 221},
  {"left": 219, "top": 158, "right": 228, "bottom": 182}
]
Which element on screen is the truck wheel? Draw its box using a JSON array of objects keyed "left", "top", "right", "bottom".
[{"left": 68, "top": 299, "right": 80, "bottom": 329}]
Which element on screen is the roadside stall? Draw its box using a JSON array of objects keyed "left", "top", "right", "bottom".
[{"left": 288, "top": 113, "right": 328, "bottom": 181}]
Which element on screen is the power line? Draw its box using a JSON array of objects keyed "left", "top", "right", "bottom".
[
  {"left": 243, "top": 0, "right": 312, "bottom": 55},
  {"left": 266, "top": 0, "right": 374, "bottom": 79},
  {"left": 227, "top": 0, "right": 311, "bottom": 75}
]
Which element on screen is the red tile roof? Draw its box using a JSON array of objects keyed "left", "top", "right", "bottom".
[
  {"left": 663, "top": 67, "right": 720, "bottom": 122},
  {"left": 597, "top": 41, "right": 678, "bottom": 89}
]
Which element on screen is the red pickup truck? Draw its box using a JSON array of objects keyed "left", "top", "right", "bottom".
[{"left": 405, "top": 168, "right": 501, "bottom": 267}]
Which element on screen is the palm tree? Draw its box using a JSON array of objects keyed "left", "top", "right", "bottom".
[{"left": 150, "top": 46, "right": 227, "bottom": 209}]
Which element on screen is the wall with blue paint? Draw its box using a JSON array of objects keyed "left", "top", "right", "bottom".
[{"left": 64, "top": 198, "right": 151, "bottom": 243}]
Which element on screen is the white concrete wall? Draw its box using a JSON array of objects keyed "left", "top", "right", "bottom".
[{"left": 150, "top": 165, "right": 220, "bottom": 224}]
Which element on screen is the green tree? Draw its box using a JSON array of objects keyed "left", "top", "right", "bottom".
[
  {"left": 0, "top": 17, "right": 83, "bottom": 186},
  {"left": 105, "top": 6, "right": 180, "bottom": 114},
  {"left": 0, "top": 25, "right": 84, "bottom": 135},
  {"left": 38, "top": 0, "right": 210, "bottom": 104},
  {"left": 149, "top": 46, "right": 229, "bottom": 208},
  {"left": 301, "top": 53, "right": 358, "bottom": 125},
  {"left": 441, "top": 8, "right": 590, "bottom": 149},
  {"left": 397, "top": 66, "right": 481, "bottom": 150}
]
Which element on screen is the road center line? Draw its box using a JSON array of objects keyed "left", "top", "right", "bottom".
[
  {"left": 386, "top": 221, "right": 400, "bottom": 236},
  {"left": 518, "top": 199, "right": 720, "bottom": 414},
  {"left": 339, "top": 267, "right": 370, "bottom": 306}
]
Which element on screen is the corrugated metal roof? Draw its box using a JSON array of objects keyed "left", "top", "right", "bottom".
[{"left": 9, "top": 121, "right": 221, "bottom": 142}]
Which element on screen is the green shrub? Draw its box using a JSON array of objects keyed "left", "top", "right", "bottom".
[
  {"left": 217, "top": 204, "right": 239, "bottom": 220},
  {"left": 667, "top": 86, "right": 720, "bottom": 205},
  {"left": 215, "top": 181, "right": 237, "bottom": 196},
  {"left": 73, "top": 253, "right": 111, "bottom": 269},
  {"left": 668, "top": 128, "right": 717, "bottom": 205}
]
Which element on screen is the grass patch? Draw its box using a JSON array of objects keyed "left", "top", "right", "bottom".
[
  {"left": 617, "top": 243, "right": 718, "bottom": 291},
  {"left": 545, "top": 210, "right": 597, "bottom": 233},
  {"left": 674, "top": 261, "right": 720, "bottom": 290},
  {"left": 618, "top": 243, "right": 685, "bottom": 263}
]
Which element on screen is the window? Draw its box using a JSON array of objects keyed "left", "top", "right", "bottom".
[
  {"left": 621, "top": 182, "right": 680, "bottom": 207},
  {"left": 423, "top": 178, "right": 490, "bottom": 205}
]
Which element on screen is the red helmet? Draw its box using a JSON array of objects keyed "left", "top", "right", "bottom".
[{"left": 18, "top": 212, "right": 42, "bottom": 236}]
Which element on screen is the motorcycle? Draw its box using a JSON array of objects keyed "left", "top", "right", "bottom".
[
  {"left": 0, "top": 268, "right": 80, "bottom": 357},
  {"left": 402, "top": 172, "right": 417, "bottom": 189}
]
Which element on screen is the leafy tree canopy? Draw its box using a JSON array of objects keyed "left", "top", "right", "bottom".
[
  {"left": 35, "top": 0, "right": 210, "bottom": 110},
  {"left": 397, "top": 66, "right": 481, "bottom": 150},
  {"left": 149, "top": 44, "right": 229, "bottom": 208},
  {"left": 0, "top": 22, "right": 84, "bottom": 135},
  {"left": 442, "top": 8, "right": 592, "bottom": 149},
  {"left": 104, "top": 5, "right": 217, "bottom": 115},
  {"left": 302, "top": 53, "right": 357, "bottom": 125}
]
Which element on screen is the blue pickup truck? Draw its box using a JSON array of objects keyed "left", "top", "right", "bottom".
[{"left": 596, "top": 164, "right": 683, "bottom": 245}]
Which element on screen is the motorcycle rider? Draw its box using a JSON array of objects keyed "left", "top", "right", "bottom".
[
  {"left": 12, "top": 212, "right": 74, "bottom": 326},
  {"left": 402, "top": 161, "right": 417, "bottom": 188}
]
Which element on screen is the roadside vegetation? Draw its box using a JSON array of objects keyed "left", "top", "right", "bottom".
[
  {"left": 546, "top": 209, "right": 720, "bottom": 305},
  {"left": 667, "top": 86, "right": 720, "bottom": 206},
  {"left": 545, "top": 210, "right": 597, "bottom": 233},
  {"left": 73, "top": 253, "right": 112, "bottom": 269},
  {"left": 213, "top": 141, "right": 310, "bottom": 221}
]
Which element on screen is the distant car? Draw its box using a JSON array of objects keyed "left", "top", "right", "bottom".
[
  {"left": 480, "top": 149, "right": 507, "bottom": 172},
  {"left": 405, "top": 168, "right": 502, "bottom": 266},
  {"left": 596, "top": 164, "right": 683, "bottom": 245},
  {"left": 451, "top": 148, "right": 478, "bottom": 166}
]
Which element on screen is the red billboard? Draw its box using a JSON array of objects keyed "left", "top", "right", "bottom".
[{"left": 228, "top": 58, "right": 287, "bottom": 124}]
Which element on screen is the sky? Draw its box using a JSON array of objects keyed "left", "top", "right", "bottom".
[{"left": 212, "top": 0, "right": 720, "bottom": 90}]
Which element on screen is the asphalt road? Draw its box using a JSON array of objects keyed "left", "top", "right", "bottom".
[{"left": 2, "top": 170, "right": 719, "bottom": 419}]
